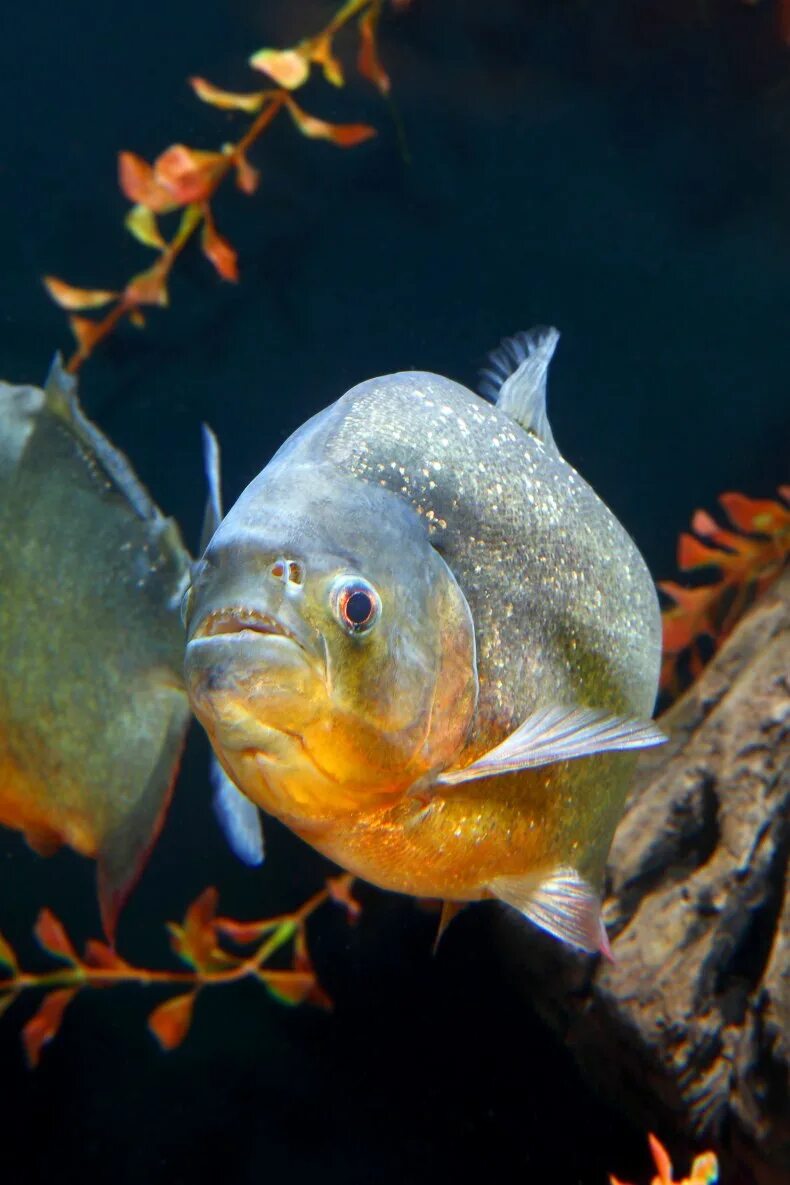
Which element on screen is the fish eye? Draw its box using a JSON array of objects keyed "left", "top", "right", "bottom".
[{"left": 331, "top": 577, "right": 381, "bottom": 635}]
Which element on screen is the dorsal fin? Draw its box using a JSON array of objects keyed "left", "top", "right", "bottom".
[
  {"left": 199, "top": 422, "right": 222, "bottom": 554},
  {"left": 478, "top": 326, "right": 560, "bottom": 454}
]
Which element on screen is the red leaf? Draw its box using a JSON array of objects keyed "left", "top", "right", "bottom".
[
  {"left": 118, "top": 151, "right": 176, "bottom": 213},
  {"left": 233, "top": 154, "right": 260, "bottom": 195},
  {"left": 153, "top": 145, "right": 225, "bottom": 205},
  {"left": 658, "top": 581, "right": 714, "bottom": 616},
  {"left": 148, "top": 992, "right": 196, "bottom": 1051},
  {"left": 201, "top": 217, "right": 239, "bottom": 282},
  {"left": 676, "top": 533, "right": 731, "bottom": 573},
  {"left": 215, "top": 917, "right": 273, "bottom": 945},
  {"left": 358, "top": 7, "right": 391, "bottom": 95},
  {"left": 68, "top": 315, "right": 104, "bottom": 354},
  {"left": 22, "top": 988, "right": 78, "bottom": 1068},
  {"left": 34, "top": 909, "right": 78, "bottom": 964},
  {"left": 690, "top": 509, "right": 756, "bottom": 559},
  {"left": 327, "top": 874, "right": 362, "bottom": 922},
  {"left": 285, "top": 97, "right": 376, "bottom": 147},
  {"left": 83, "top": 939, "right": 130, "bottom": 971},
  {"left": 292, "top": 930, "right": 333, "bottom": 1009},
  {"left": 719, "top": 492, "right": 790, "bottom": 537},
  {"left": 781, "top": 0, "right": 790, "bottom": 45},
  {"left": 169, "top": 887, "right": 220, "bottom": 970},
  {"left": 261, "top": 971, "right": 318, "bottom": 1007},
  {"left": 661, "top": 609, "right": 708, "bottom": 656}
]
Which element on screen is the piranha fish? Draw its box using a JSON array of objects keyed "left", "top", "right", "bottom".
[
  {"left": 0, "top": 363, "right": 191, "bottom": 935},
  {"left": 184, "top": 327, "right": 665, "bottom": 954}
]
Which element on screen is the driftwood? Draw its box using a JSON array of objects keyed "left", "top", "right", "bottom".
[{"left": 499, "top": 569, "right": 789, "bottom": 1185}]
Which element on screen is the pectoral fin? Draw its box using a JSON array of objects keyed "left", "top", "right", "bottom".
[
  {"left": 211, "top": 756, "right": 265, "bottom": 867},
  {"left": 437, "top": 705, "right": 666, "bottom": 787},
  {"left": 490, "top": 866, "right": 613, "bottom": 957}
]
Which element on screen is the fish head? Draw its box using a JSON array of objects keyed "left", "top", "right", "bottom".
[{"left": 183, "top": 460, "right": 477, "bottom": 830}]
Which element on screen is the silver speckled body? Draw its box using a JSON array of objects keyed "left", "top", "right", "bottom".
[
  {"left": 188, "top": 368, "right": 662, "bottom": 904},
  {"left": 310, "top": 372, "right": 661, "bottom": 891}
]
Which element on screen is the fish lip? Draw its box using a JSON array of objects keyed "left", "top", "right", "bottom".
[
  {"left": 193, "top": 607, "right": 294, "bottom": 643},
  {"left": 188, "top": 606, "right": 326, "bottom": 681}
]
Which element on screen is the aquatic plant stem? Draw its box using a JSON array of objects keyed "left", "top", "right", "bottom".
[{"left": 64, "top": 93, "right": 288, "bottom": 375}]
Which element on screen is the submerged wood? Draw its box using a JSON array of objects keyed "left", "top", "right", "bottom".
[{"left": 498, "top": 568, "right": 789, "bottom": 1185}]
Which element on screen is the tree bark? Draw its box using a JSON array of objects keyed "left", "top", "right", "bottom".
[{"left": 499, "top": 569, "right": 789, "bottom": 1185}]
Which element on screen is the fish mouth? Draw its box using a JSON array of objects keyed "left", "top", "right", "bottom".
[
  {"left": 187, "top": 606, "right": 326, "bottom": 684},
  {"left": 193, "top": 607, "right": 297, "bottom": 643}
]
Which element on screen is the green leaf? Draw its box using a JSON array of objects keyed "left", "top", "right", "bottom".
[{"left": 125, "top": 204, "right": 166, "bottom": 250}]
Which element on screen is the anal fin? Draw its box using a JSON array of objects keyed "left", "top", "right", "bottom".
[
  {"left": 490, "top": 866, "right": 611, "bottom": 957},
  {"left": 433, "top": 900, "right": 465, "bottom": 953}
]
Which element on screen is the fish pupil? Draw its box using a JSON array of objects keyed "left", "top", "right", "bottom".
[{"left": 345, "top": 589, "right": 374, "bottom": 627}]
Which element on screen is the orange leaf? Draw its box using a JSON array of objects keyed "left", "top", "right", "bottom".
[
  {"left": 309, "top": 33, "right": 344, "bottom": 87},
  {"left": 215, "top": 917, "right": 273, "bottom": 945},
  {"left": 285, "top": 97, "right": 376, "bottom": 147},
  {"left": 22, "top": 988, "right": 78, "bottom": 1068},
  {"left": 661, "top": 610, "right": 706, "bottom": 656},
  {"left": 327, "top": 873, "right": 362, "bottom": 921},
  {"left": 153, "top": 145, "right": 225, "bottom": 205},
  {"left": 658, "top": 582, "right": 714, "bottom": 616},
  {"left": 124, "top": 266, "right": 169, "bottom": 307},
  {"left": 189, "top": 76, "right": 268, "bottom": 112},
  {"left": 0, "top": 931, "right": 18, "bottom": 975},
  {"left": 249, "top": 48, "right": 310, "bottom": 89},
  {"left": 233, "top": 153, "right": 260, "bottom": 195},
  {"left": 148, "top": 992, "right": 196, "bottom": 1051},
  {"left": 68, "top": 315, "right": 103, "bottom": 354},
  {"left": 118, "top": 151, "right": 176, "bottom": 213},
  {"left": 261, "top": 970, "right": 317, "bottom": 1007},
  {"left": 129, "top": 309, "right": 146, "bottom": 328},
  {"left": 125, "top": 204, "right": 166, "bottom": 250},
  {"left": 83, "top": 939, "right": 130, "bottom": 971},
  {"left": 42, "top": 276, "right": 118, "bottom": 311},
  {"left": 648, "top": 1134, "right": 674, "bottom": 1185},
  {"left": 34, "top": 909, "right": 78, "bottom": 964},
  {"left": 358, "top": 7, "right": 391, "bottom": 95},
  {"left": 201, "top": 218, "right": 238, "bottom": 282},
  {"left": 688, "top": 1151, "right": 719, "bottom": 1184}
]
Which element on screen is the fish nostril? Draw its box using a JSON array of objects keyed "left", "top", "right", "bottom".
[{"left": 271, "top": 557, "right": 304, "bottom": 588}]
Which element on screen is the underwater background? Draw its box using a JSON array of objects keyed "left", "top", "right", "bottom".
[{"left": 0, "top": 1, "right": 788, "bottom": 1182}]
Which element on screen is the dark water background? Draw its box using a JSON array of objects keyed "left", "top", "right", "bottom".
[{"left": 0, "top": 2, "right": 788, "bottom": 1182}]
